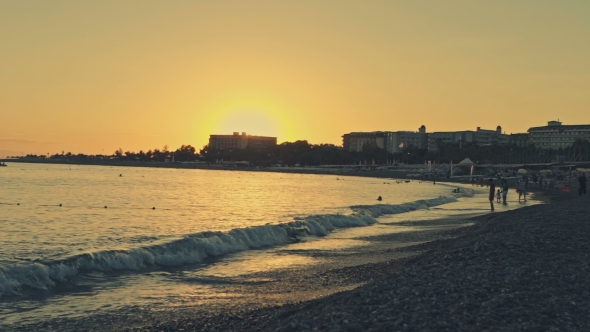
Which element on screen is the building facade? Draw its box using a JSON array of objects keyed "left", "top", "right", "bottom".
[
  {"left": 342, "top": 126, "right": 427, "bottom": 153},
  {"left": 428, "top": 126, "right": 507, "bottom": 151},
  {"left": 208, "top": 132, "right": 277, "bottom": 150},
  {"left": 508, "top": 133, "right": 530, "bottom": 147},
  {"left": 391, "top": 125, "right": 428, "bottom": 152},
  {"left": 342, "top": 125, "right": 523, "bottom": 152},
  {"left": 342, "top": 132, "right": 392, "bottom": 152},
  {"left": 474, "top": 126, "right": 508, "bottom": 145},
  {"left": 427, "top": 131, "right": 475, "bottom": 151},
  {"left": 527, "top": 121, "right": 590, "bottom": 149}
]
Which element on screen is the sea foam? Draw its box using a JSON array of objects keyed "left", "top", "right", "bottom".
[{"left": 0, "top": 195, "right": 458, "bottom": 297}]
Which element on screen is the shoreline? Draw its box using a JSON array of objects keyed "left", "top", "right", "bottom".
[
  {"left": 0, "top": 159, "right": 507, "bottom": 186},
  {"left": 7, "top": 191, "right": 587, "bottom": 331},
  {"left": 132, "top": 192, "right": 588, "bottom": 332}
]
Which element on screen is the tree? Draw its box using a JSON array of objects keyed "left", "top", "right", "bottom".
[{"left": 173, "top": 145, "right": 198, "bottom": 161}]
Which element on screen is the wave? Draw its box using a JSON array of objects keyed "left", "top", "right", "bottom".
[{"left": 0, "top": 195, "right": 459, "bottom": 298}]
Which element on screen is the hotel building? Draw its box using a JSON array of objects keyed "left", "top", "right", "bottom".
[
  {"left": 342, "top": 132, "right": 394, "bottom": 152},
  {"left": 342, "top": 126, "right": 427, "bottom": 153},
  {"left": 508, "top": 133, "right": 530, "bottom": 147},
  {"left": 428, "top": 126, "right": 507, "bottom": 151},
  {"left": 527, "top": 121, "right": 590, "bottom": 149},
  {"left": 208, "top": 132, "right": 277, "bottom": 150}
]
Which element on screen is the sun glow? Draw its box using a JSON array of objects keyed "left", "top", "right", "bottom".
[{"left": 213, "top": 109, "right": 285, "bottom": 139}]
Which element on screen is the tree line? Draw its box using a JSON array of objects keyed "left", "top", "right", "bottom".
[
  {"left": 18, "top": 139, "right": 590, "bottom": 165},
  {"left": 201, "top": 139, "right": 590, "bottom": 166},
  {"left": 22, "top": 145, "right": 200, "bottom": 162}
]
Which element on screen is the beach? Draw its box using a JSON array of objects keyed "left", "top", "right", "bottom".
[
  {"left": 6, "top": 189, "right": 588, "bottom": 331},
  {"left": 137, "top": 193, "right": 590, "bottom": 332}
]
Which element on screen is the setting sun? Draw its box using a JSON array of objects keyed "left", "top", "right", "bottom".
[{"left": 214, "top": 109, "right": 283, "bottom": 139}]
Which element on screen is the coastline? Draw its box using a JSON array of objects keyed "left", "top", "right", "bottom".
[
  {"left": 0, "top": 159, "right": 488, "bottom": 185},
  {"left": 7, "top": 190, "right": 588, "bottom": 331}
]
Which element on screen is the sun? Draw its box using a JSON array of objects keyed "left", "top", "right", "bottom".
[{"left": 216, "top": 109, "right": 284, "bottom": 138}]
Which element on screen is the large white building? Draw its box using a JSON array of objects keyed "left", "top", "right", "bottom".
[{"left": 528, "top": 121, "right": 590, "bottom": 149}]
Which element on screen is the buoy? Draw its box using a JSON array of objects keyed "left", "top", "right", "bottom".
[
  {"left": 152, "top": 207, "right": 155, "bottom": 210},
  {"left": 59, "top": 204, "right": 62, "bottom": 207},
  {"left": 119, "top": 174, "right": 122, "bottom": 177},
  {"left": 104, "top": 206, "right": 108, "bottom": 208},
  {"left": 17, "top": 203, "right": 20, "bottom": 206}
]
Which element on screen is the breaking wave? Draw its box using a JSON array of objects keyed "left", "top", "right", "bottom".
[{"left": 0, "top": 195, "right": 458, "bottom": 298}]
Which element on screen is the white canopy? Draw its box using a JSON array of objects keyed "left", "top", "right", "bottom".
[{"left": 457, "top": 158, "right": 474, "bottom": 165}]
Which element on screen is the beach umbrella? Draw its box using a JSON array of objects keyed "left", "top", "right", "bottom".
[{"left": 517, "top": 169, "right": 528, "bottom": 174}]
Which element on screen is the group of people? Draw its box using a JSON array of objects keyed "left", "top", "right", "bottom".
[
  {"left": 488, "top": 178, "right": 514, "bottom": 212},
  {"left": 486, "top": 172, "right": 587, "bottom": 212}
]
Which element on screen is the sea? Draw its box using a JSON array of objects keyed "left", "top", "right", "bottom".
[{"left": 0, "top": 162, "right": 535, "bottom": 328}]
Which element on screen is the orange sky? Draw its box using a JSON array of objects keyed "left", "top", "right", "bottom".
[{"left": 1, "top": 1, "right": 589, "bottom": 157}]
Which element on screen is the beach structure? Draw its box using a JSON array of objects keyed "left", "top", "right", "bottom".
[
  {"left": 527, "top": 121, "right": 590, "bottom": 149},
  {"left": 208, "top": 132, "right": 277, "bottom": 150}
]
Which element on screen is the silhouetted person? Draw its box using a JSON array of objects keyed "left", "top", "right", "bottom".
[
  {"left": 579, "top": 172, "right": 587, "bottom": 196},
  {"left": 489, "top": 179, "right": 495, "bottom": 212},
  {"left": 518, "top": 177, "right": 528, "bottom": 202},
  {"left": 502, "top": 180, "right": 509, "bottom": 205}
]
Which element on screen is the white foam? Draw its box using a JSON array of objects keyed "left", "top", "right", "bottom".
[{"left": 0, "top": 195, "right": 458, "bottom": 298}]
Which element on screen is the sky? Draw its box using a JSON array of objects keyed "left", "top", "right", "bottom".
[{"left": 1, "top": 0, "right": 589, "bottom": 157}]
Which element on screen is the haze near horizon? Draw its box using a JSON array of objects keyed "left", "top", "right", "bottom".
[{"left": 1, "top": 1, "right": 589, "bottom": 157}]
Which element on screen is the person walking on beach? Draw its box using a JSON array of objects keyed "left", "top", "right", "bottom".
[
  {"left": 496, "top": 189, "right": 501, "bottom": 203},
  {"left": 579, "top": 172, "right": 587, "bottom": 196},
  {"left": 502, "top": 180, "right": 509, "bottom": 205},
  {"left": 489, "top": 179, "right": 496, "bottom": 211},
  {"left": 518, "top": 177, "right": 528, "bottom": 202}
]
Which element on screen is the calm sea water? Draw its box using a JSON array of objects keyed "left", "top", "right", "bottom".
[{"left": 0, "top": 162, "right": 529, "bottom": 326}]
